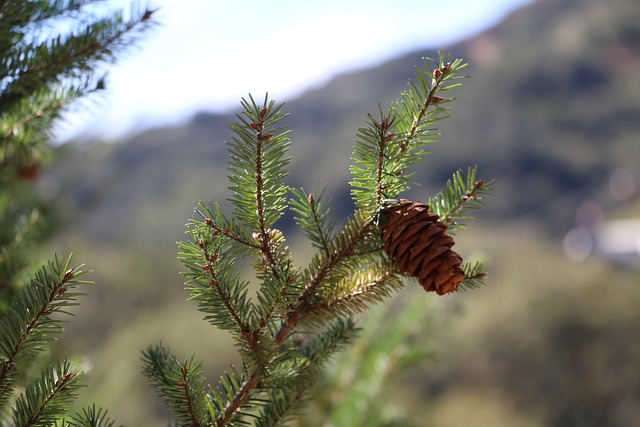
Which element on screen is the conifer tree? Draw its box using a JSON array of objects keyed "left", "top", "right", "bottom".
[
  {"left": 144, "top": 53, "right": 493, "bottom": 426},
  {"left": 0, "top": 1, "right": 154, "bottom": 425}
]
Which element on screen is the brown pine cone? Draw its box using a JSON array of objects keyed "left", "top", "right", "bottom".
[{"left": 382, "top": 200, "right": 464, "bottom": 295}]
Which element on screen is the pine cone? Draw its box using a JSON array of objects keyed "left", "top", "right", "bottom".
[{"left": 382, "top": 200, "right": 464, "bottom": 295}]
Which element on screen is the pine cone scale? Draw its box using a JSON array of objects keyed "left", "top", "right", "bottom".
[{"left": 411, "top": 244, "right": 448, "bottom": 270}]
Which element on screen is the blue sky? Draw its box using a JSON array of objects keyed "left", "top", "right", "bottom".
[{"left": 55, "top": 0, "right": 535, "bottom": 141}]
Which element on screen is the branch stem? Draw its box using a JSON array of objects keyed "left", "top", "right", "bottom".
[{"left": 214, "top": 216, "right": 375, "bottom": 426}]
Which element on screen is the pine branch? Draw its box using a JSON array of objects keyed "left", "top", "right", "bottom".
[
  {"left": 3, "top": 5, "right": 155, "bottom": 81},
  {"left": 182, "top": 209, "right": 284, "bottom": 374},
  {"left": 1, "top": 76, "right": 103, "bottom": 141},
  {"left": 61, "top": 404, "right": 121, "bottom": 427},
  {"left": 251, "top": 229, "right": 299, "bottom": 338},
  {"left": 178, "top": 233, "right": 252, "bottom": 334},
  {"left": 12, "top": 359, "right": 83, "bottom": 427},
  {"left": 201, "top": 212, "right": 378, "bottom": 426},
  {"left": 141, "top": 344, "right": 209, "bottom": 427},
  {"left": 288, "top": 210, "right": 378, "bottom": 324},
  {"left": 0, "top": 207, "right": 40, "bottom": 308},
  {"left": 254, "top": 318, "right": 358, "bottom": 427},
  {"left": 315, "top": 290, "right": 438, "bottom": 427},
  {"left": 170, "top": 50, "right": 492, "bottom": 426},
  {"left": 0, "top": 2, "right": 155, "bottom": 119},
  {"left": 0, "top": 79, "right": 103, "bottom": 178},
  {"left": 194, "top": 214, "right": 374, "bottom": 423},
  {"left": 0, "top": 1, "right": 92, "bottom": 31},
  {"left": 428, "top": 166, "right": 494, "bottom": 231},
  {"left": 290, "top": 186, "right": 335, "bottom": 256},
  {"left": 0, "top": 254, "right": 91, "bottom": 408},
  {"left": 184, "top": 206, "right": 291, "bottom": 375},
  {"left": 194, "top": 202, "right": 261, "bottom": 253},
  {"left": 213, "top": 369, "right": 261, "bottom": 427},
  {"left": 458, "top": 261, "right": 488, "bottom": 292},
  {"left": 351, "top": 110, "right": 400, "bottom": 212},
  {"left": 308, "top": 262, "right": 404, "bottom": 325},
  {"left": 1, "top": 2, "right": 155, "bottom": 424},
  {"left": 179, "top": 203, "right": 256, "bottom": 338},
  {"left": 226, "top": 96, "right": 302, "bottom": 346},
  {"left": 393, "top": 56, "right": 467, "bottom": 151},
  {"left": 227, "top": 94, "right": 291, "bottom": 233},
  {"left": 351, "top": 54, "right": 468, "bottom": 213}
]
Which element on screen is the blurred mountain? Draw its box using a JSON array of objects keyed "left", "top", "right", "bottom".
[
  {"left": 44, "top": 0, "right": 640, "bottom": 244},
  {"left": 38, "top": 0, "right": 640, "bottom": 425}
]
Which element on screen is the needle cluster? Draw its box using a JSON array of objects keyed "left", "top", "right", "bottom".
[{"left": 145, "top": 53, "right": 493, "bottom": 426}]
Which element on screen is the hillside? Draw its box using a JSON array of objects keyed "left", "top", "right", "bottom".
[
  {"left": 44, "top": 0, "right": 640, "bottom": 242},
  {"left": 37, "top": 0, "right": 640, "bottom": 425}
]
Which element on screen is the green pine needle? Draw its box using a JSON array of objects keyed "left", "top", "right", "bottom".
[
  {"left": 12, "top": 360, "right": 83, "bottom": 427},
  {"left": 297, "top": 210, "right": 378, "bottom": 317},
  {"left": 209, "top": 365, "right": 262, "bottom": 426},
  {"left": 458, "top": 261, "right": 489, "bottom": 292},
  {"left": 318, "top": 290, "right": 439, "bottom": 427},
  {"left": 0, "top": 254, "right": 91, "bottom": 408},
  {"left": 428, "top": 166, "right": 494, "bottom": 232},
  {"left": 254, "top": 318, "right": 358, "bottom": 427},
  {"left": 227, "top": 94, "right": 292, "bottom": 232},
  {"left": 307, "top": 262, "right": 404, "bottom": 326},
  {"left": 61, "top": 404, "right": 121, "bottom": 427},
  {"left": 179, "top": 203, "right": 254, "bottom": 334},
  {"left": 290, "top": 186, "right": 335, "bottom": 255},
  {"left": 351, "top": 53, "right": 469, "bottom": 213},
  {"left": 141, "top": 343, "right": 209, "bottom": 426}
]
